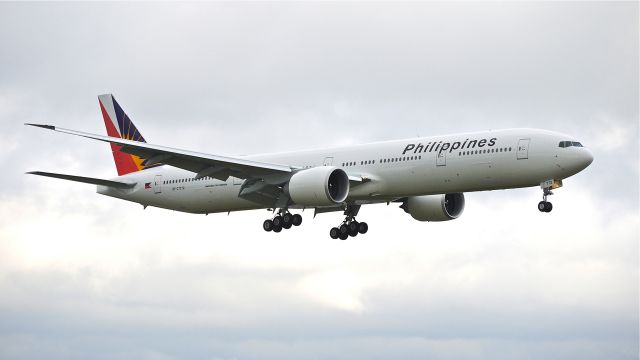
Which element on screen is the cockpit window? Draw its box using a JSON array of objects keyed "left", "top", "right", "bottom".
[{"left": 559, "top": 141, "right": 583, "bottom": 148}]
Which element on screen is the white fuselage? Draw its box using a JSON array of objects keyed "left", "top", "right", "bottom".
[{"left": 98, "top": 128, "right": 593, "bottom": 214}]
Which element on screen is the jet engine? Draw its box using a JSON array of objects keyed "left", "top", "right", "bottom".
[
  {"left": 401, "top": 193, "right": 465, "bottom": 221},
  {"left": 286, "top": 166, "right": 349, "bottom": 206}
]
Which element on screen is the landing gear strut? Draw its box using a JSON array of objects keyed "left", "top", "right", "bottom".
[
  {"left": 329, "top": 205, "right": 368, "bottom": 240},
  {"left": 263, "top": 209, "right": 302, "bottom": 233},
  {"left": 538, "top": 187, "right": 553, "bottom": 213}
]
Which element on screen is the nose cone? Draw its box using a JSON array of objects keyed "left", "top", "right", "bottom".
[
  {"left": 555, "top": 148, "right": 594, "bottom": 177},
  {"left": 579, "top": 148, "right": 594, "bottom": 169}
]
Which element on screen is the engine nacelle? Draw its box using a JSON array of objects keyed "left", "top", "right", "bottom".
[
  {"left": 402, "top": 193, "right": 465, "bottom": 221},
  {"left": 286, "top": 166, "right": 349, "bottom": 206}
]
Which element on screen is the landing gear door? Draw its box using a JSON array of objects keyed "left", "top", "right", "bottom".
[
  {"left": 154, "top": 174, "right": 162, "bottom": 194},
  {"left": 517, "top": 139, "right": 530, "bottom": 160},
  {"left": 436, "top": 151, "right": 446, "bottom": 166}
]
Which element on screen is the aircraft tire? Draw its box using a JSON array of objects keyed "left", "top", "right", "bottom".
[
  {"left": 292, "top": 214, "right": 303, "bottom": 226},
  {"left": 339, "top": 233, "right": 349, "bottom": 240},
  {"left": 273, "top": 215, "right": 284, "bottom": 227},
  {"left": 330, "top": 227, "right": 340, "bottom": 239},
  {"left": 263, "top": 219, "right": 274, "bottom": 232},
  {"left": 273, "top": 225, "right": 282, "bottom": 233},
  {"left": 358, "top": 222, "right": 368, "bottom": 234},
  {"left": 339, "top": 224, "right": 349, "bottom": 236},
  {"left": 544, "top": 202, "right": 553, "bottom": 212},
  {"left": 538, "top": 201, "right": 546, "bottom": 212}
]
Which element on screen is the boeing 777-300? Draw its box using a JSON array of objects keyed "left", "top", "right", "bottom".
[{"left": 26, "top": 94, "right": 594, "bottom": 239}]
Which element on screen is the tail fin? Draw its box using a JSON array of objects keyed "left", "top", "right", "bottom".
[{"left": 98, "top": 94, "right": 150, "bottom": 175}]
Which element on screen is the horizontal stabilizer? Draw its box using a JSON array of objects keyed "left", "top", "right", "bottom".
[{"left": 26, "top": 171, "right": 136, "bottom": 189}]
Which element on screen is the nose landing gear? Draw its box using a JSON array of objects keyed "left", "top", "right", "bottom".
[
  {"left": 538, "top": 181, "right": 556, "bottom": 213},
  {"left": 263, "top": 210, "right": 303, "bottom": 233}
]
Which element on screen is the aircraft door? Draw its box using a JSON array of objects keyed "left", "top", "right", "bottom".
[
  {"left": 323, "top": 157, "right": 333, "bottom": 166},
  {"left": 436, "top": 151, "right": 446, "bottom": 166},
  {"left": 517, "top": 139, "right": 530, "bottom": 160},
  {"left": 154, "top": 174, "right": 162, "bottom": 194}
]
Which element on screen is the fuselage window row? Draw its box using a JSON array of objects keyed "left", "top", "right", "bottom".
[
  {"left": 163, "top": 176, "right": 216, "bottom": 185},
  {"left": 458, "top": 147, "right": 513, "bottom": 156}
]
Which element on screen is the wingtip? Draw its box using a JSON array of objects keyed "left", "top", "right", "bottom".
[{"left": 25, "top": 123, "right": 56, "bottom": 130}]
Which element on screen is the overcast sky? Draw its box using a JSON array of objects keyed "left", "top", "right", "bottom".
[{"left": 0, "top": 2, "right": 638, "bottom": 360}]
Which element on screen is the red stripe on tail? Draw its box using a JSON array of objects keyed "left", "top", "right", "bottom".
[{"left": 100, "top": 101, "right": 140, "bottom": 176}]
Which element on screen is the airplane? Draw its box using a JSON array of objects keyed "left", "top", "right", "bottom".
[{"left": 26, "top": 94, "right": 594, "bottom": 240}]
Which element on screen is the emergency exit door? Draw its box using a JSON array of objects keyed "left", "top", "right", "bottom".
[
  {"left": 517, "top": 139, "right": 530, "bottom": 160},
  {"left": 154, "top": 174, "right": 162, "bottom": 194},
  {"left": 436, "top": 151, "right": 446, "bottom": 166}
]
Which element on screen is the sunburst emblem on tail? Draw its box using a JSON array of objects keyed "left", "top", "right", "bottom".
[{"left": 98, "top": 94, "right": 158, "bottom": 175}]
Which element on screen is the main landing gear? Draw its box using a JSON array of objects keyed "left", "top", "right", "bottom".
[
  {"left": 263, "top": 210, "right": 303, "bottom": 233},
  {"left": 538, "top": 187, "right": 553, "bottom": 213},
  {"left": 329, "top": 205, "right": 368, "bottom": 240},
  {"left": 329, "top": 218, "right": 368, "bottom": 240}
]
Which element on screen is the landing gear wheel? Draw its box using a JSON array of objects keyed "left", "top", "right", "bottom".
[
  {"left": 283, "top": 222, "right": 292, "bottom": 229},
  {"left": 263, "top": 219, "right": 274, "bottom": 232},
  {"left": 282, "top": 213, "right": 293, "bottom": 226},
  {"left": 348, "top": 221, "right": 359, "bottom": 233},
  {"left": 330, "top": 227, "right": 340, "bottom": 239},
  {"left": 339, "top": 233, "right": 349, "bottom": 240},
  {"left": 273, "top": 225, "right": 282, "bottom": 233},
  {"left": 272, "top": 215, "right": 283, "bottom": 228},
  {"left": 538, "top": 201, "right": 546, "bottom": 212},
  {"left": 339, "top": 224, "right": 349, "bottom": 236},
  {"left": 538, "top": 201, "right": 553, "bottom": 213},
  {"left": 358, "top": 222, "right": 368, "bottom": 234},
  {"left": 292, "top": 214, "right": 303, "bottom": 226}
]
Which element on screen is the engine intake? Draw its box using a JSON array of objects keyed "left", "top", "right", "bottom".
[
  {"left": 402, "top": 193, "right": 465, "bottom": 221},
  {"left": 286, "top": 166, "right": 349, "bottom": 206}
]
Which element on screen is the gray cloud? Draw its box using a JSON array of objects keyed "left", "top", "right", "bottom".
[{"left": 0, "top": 2, "right": 637, "bottom": 360}]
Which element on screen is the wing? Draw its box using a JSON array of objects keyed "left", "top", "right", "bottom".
[{"left": 26, "top": 124, "right": 293, "bottom": 181}]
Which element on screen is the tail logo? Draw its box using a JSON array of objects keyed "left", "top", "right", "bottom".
[{"left": 98, "top": 94, "right": 156, "bottom": 175}]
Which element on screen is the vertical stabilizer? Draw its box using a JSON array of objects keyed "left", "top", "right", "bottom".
[{"left": 98, "top": 94, "right": 149, "bottom": 175}]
